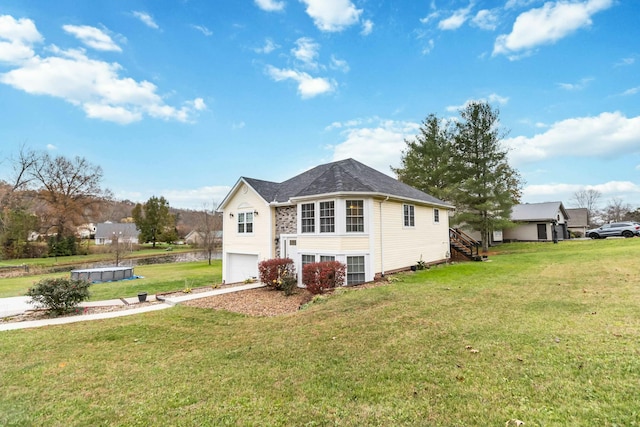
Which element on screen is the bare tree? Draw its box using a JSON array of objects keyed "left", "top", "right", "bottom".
[
  {"left": 602, "top": 198, "right": 632, "bottom": 223},
  {"left": 571, "top": 189, "right": 601, "bottom": 226},
  {"left": 29, "top": 153, "right": 111, "bottom": 239},
  {"left": 198, "top": 201, "right": 222, "bottom": 265}
]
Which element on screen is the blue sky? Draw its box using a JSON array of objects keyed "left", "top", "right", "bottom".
[{"left": 1, "top": 0, "right": 639, "bottom": 211}]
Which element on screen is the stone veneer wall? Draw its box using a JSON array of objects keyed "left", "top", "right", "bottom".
[{"left": 275, "top": 206, "right": 297, "bottom": 257}]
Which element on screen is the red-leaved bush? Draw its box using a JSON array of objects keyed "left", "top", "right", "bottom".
[
  {"left": 302, "top": 261, "right": 346, "bottom": 294},
  {"left": 258, "top": 257, "right": 294, "bottom": 290}
]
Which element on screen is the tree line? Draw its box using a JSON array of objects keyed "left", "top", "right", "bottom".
[{"left": 0, "top": 146, "right": 219, "bottom": 260}]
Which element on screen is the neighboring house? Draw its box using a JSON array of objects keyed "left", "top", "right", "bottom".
[
  {"left": 185, "top": 230, "right": 223, "bottom": 246},
  {"left": 217, "top": 158, "right": 453, "bottom": 286},
  {"left": 567, "top": 208, "right": 589, "bottom": 237},
  {"left": 503, "top": 202, "right": 570, "bottom": 242},
  {"left": 95, "top": 222, "right": 140, "bottom": 245},
  {"left": 77, "top": 223, "right": 96, "bottom": 239},
  {"left": 566, "top": 208, "right": 589, "bottom": 237}
]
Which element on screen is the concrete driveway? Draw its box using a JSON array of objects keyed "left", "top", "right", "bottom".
[{"left": 0, "top": 296, "right": 33, "bottom": 318}]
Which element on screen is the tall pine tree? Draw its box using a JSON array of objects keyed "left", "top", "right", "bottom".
[
  {"left": 391, "top": 114, "right": 455, "bottom": 202},
  {"left": 394, "top": 101, "right": 522, "bottom": 252},
  {"left": 452, "top": 101, "right": 521, "bottom": 252}
]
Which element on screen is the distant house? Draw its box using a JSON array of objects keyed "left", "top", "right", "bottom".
[
  {"left": 566, "top": 208, "right": 589, "bottom": 237},
  {"left": 77, "top": 223, "right": 96, "bottom": 239},
  {"left": 95, "top": 222, "right": 139, "bottom": 245},
  {"left": 185, "top": 230, "right": 223, "bottom": 246},
  {"left": 217, "top": 158, "right": 453, "bottom": 286},
  {"left": 503, "top": 202, "right": 570, "bottom": 242}
]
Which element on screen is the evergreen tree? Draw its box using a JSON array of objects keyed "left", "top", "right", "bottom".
[
  {"left": 395, "top": 101, "right": 522, "bottom": 252},
  {"left": 451, "top": 101, "right": 522, "bottom": 252},
  {"left": 391, "top": 114, "right": 455, "bottom": 202}
]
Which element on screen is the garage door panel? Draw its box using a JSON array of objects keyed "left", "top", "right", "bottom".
[{"left": 227, "top": 253, "right": 259, "bottom": 284}]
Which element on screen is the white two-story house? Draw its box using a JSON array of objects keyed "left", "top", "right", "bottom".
[{"left": 217, "top": 158, "right": 453, "bottom": 286}]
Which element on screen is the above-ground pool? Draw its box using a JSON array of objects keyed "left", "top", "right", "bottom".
[{"left": 70, "top": 266, "right": 135, "bottom": 283}]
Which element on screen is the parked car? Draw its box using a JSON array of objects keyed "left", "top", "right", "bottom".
[{"left": 586, "top": 222, "right": 640, "bottom": 239}]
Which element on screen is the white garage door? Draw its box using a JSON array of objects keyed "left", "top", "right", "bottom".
[{"left": 227, "top": 253, "right": 259, "bottom": 284}]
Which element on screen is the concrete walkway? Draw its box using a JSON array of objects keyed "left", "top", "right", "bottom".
[{"left": 0, "top": 282, "right": 264, "bottom": 332}]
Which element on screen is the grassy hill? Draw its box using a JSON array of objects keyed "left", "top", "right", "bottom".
[{"left": 1, "top": 239, "right": 639, "bottom": 426}]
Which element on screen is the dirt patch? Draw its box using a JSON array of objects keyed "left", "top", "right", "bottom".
[{"left": 181, "top": 287, "right": 314, "bottom": 317}]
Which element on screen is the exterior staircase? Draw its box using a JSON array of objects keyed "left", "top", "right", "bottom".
[{"left": 449, "top": 228, "right": 483, "bottom": 261}]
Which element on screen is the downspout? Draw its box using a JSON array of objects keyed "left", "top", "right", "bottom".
[{"left": 379, "top": 196, "right": 389, "bottom": 277}]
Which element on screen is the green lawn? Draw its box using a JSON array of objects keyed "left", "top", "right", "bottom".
[
  {"left": 0, "top": 260, "right": 221, "bottom": 300},
  {"left": 1, "top": 239, "right": 639, "bottom": 426}
]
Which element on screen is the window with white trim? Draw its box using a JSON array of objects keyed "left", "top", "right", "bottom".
[
  {"left": 301, "top": 254, "right": 316, "bottom": 267},
  {"left": 237, "top": 212, "right": 253, "bottom": 234},
  {"left": 346, "top": 256, "right": 365, "bottom": 285},
  {"left": 320, "top": 255, "right": 335, "bottom": 262},
  {"left": 403, "top": 204, "right": 415, "bottom": 227},
  {"left": 346, "top": 200, "right": 364, "bottom": 233},
  {"left": 319, "top": 201, "right": 335, "bottom": 233},
  {"left": 433, "top": 208, "right": 440, "bottom": 224},
  {"left": 301, "top": 203, "right": 315, "bottom": 233}
]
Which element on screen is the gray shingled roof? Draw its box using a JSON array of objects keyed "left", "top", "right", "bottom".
[
  {"left": 566, "top": 208, "right": 588, "bottom": 227},
  {"left": 244, "top": 158, "right": 450, "bottom": 207},
  {"left": 510, "top": 202, "right": 569, "bottom": 221}
]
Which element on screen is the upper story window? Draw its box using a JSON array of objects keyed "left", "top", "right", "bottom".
[
  {"left": 403, "top": 204, "right": 415, "bottom": 227},
  {"left": 301, "top": 203, "right": 315, "bottom": 233},
  {"left": 433, "top": 208, "right": 440, "bottom": 224},
  {"left": 238, "top": 212, "right": 253, "bottom": 234},
  {"left": 346, "top": 200, "right": 364, "bottom": 233},
  {"left": 320, "top": 201, "right": 335, "bottom": 233}
]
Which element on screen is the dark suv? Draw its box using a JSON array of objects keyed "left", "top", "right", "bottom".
[{"left": 586, "top": 222, "right": 640, "bottom": 239}]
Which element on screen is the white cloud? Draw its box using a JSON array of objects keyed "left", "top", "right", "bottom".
[
  {"left": 505, "top": 111, "right": 640, "bottom": 165},
  {"left": 493, "top": 0, "right": 613, "bottom": 59},
  {"left": 46, "top": 144, "right": 57, "bottom": 151},
  {"left": 254, "top": 38, "right": 279, "bottom": 54},
  {"left": 0, "top": 17, "right": 204, "bottom": 124},
  {"left": 0, "top": 15, "right": 43, "bottom": 64},
  {"left": 328, "top": 119, "right": 421, "bottom": 175},
  {"left": 421, "top": 39, "right": 435, "bottom": 55},
  {"left": 438, "top": 4, "right": 473, "bottom": 31},
  {"left": 254, "top": 0, "right": 285, "bottom": 12},
  {"left": 361, "top": 19, "right": 373, "bottom": 35},
  {"left": 190, "top": 98, "right": 207, "bottom": 111},
  {"left": 472, "top": 9, "right": 499, "bottom": 31},
  {"left": 292, "top": 37, "right": 320, "bottom": 69},
  {"left": 446, "top": 94, "right": 509, "bottom": 112},
  {"left": 557, "top": 77, "right": 593, "bottom": 91},
  {"left": 266, "top": 65, "right": 335, "bottom": 98},
  {"left": 615, "top": 57, "right": 635, "bottom": 67},
  {"left": 132, "top": 11, "right": 159, "bottom": 29},
  {"left": 300, "top": 0, "right": 362, "bottom": 32},
  {"left": 330, "top": 55, "right": 349, "bottom": 73},
  {"left": 117, "top": 185, "right": 233, "bottom": 210},
  {"left": 63, "top": 25, "right": 121, "bottom": 52},
  {"left": 191, "top": 25, "right": 212, "bottom": 36},
  {"left": 621, "top": 87, "right": 640, "bottom": 96}
]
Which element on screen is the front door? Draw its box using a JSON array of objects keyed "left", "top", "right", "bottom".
[
  {"left": 281, "top": 235, "right": 299, "bottom": 285},
  {"left": 537, "top": 223, "right": 547, "bottom": 240}
]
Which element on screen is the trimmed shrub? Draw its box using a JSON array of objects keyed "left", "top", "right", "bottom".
[
  {"left": 26, "top": 277, "right": 91, "bottom": 315},
  {"left": 258, "top": 258, "right": 296, "bottom": 294},
  {"left": 302, "top": 261, "right": 346, "bottom": 295}
]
